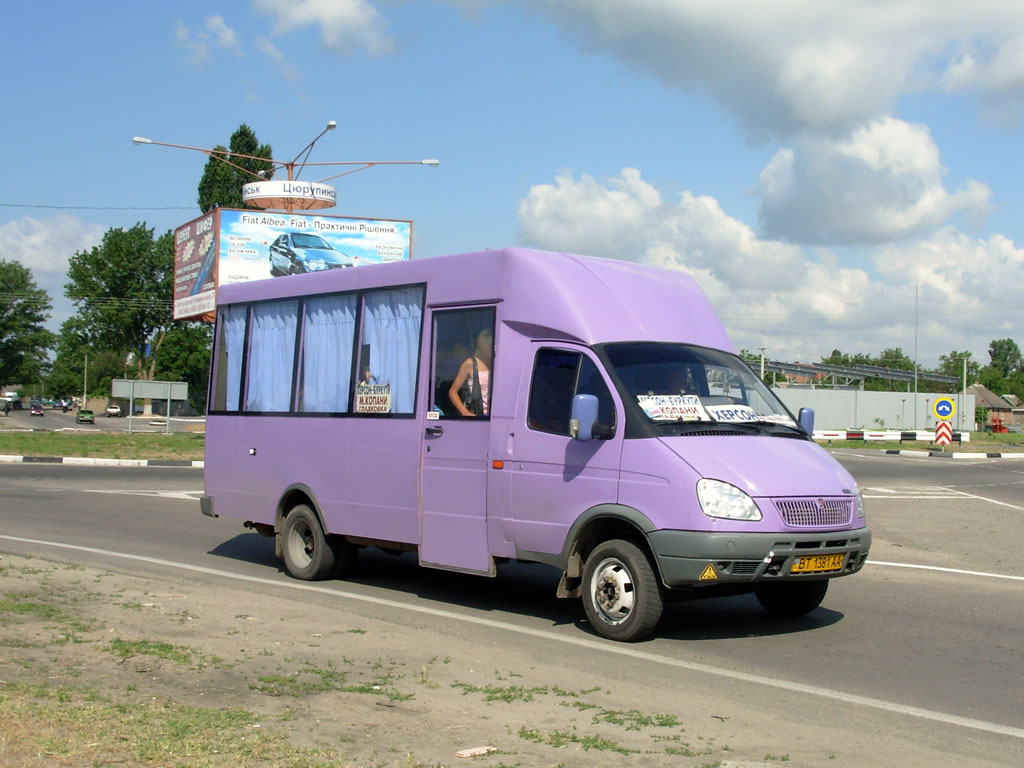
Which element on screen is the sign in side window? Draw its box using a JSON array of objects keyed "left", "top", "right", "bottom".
[
  {"left": 354, "top": 287, "right": 424, "bottom": 415},
  {"left": 527, "top": 349, "right": 616, "bottom": 437},
  {"left": 211, "top": 304, "right": 248, "bottom": 412},
  {"left": 298, "top": 293, "right": 358, "bottom": 413},
  {"left": 244, "top": 299, "right": 299, "bottom": 412},
  {"left": 429, "top": 307, "right": 496, "bottom": 419}
]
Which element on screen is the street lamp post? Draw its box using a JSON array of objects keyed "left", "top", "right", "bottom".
[{"left": 132, "top": 121, "right": 439, "bottom": 213}]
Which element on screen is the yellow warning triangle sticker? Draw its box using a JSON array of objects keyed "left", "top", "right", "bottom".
[{"left": 699, "top": 563, "right": 718, "bottom": 581}]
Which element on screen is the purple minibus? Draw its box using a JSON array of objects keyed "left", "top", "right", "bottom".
[{"left": 202, "top": 248, "right": 870, "bottom": 641}]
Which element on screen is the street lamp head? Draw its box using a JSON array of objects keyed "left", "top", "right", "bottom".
[
  {"left": 132, "top": 136, "right": 153, "bottom": 145},
  {"left": 421, "top": 158, "right": 440, "bottom": 167},
  {"left": 326, "top": 121, "right": 337, "bottom": 130}
]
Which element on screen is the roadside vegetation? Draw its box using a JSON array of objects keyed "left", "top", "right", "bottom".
[
  {"left": 817, "top": 432, "right": 1024, "bottom": 453},
  {"left": 0, "top": 554, "right": 752, "bottom": 767},
  {"left": 0, "top": 430, "right": 204, "bottom": 460}
]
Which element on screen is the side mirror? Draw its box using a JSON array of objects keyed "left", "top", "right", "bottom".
[
  {"left": 798, "top": 407, "right": 815, "bottom": 436},
  {"left": 570, "top": 394, "right": 599, "bottom": 441}
]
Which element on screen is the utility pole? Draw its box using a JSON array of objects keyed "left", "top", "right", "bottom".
[
  {"left": 913, "top": 283, "right": 918, "bottom": 430},
  {"left": 759, "top": 346, "right": 766, "bottom": 381},
  {"left": 82, "top": 353, "right": 88, "bottom": 408}
]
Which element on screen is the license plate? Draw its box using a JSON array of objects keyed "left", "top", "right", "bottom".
[{"left": 791, "top": 554, "right": 845, "bottom": 573}]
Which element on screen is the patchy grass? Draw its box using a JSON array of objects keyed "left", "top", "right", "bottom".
[
  {"left": 0, "top": 430, "right": 204, "bottom": 460},
  {"left": 251, "top": 661, "right": 413, "bottom": 702},
  {"left": 452, "top": 681, "right": 550, "bottom": 703},
  {"left": 0, "top": 682, "right": 332, "bottom": 767}
]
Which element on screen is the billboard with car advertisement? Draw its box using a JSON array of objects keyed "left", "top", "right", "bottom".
[{"left": 173, "top": 208, "right": 413, "bottom": 320}]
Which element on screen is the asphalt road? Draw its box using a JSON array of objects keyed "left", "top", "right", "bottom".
[{"left": 1, "top": 452, "right": 1022, "bottom": 764}]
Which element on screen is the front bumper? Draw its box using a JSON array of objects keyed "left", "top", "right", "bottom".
[{"left": 648, "top": 527, "right": 871, "bottom": 589}]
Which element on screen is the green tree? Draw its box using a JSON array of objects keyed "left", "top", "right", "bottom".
[
  {"left": 938, "top": 350, "right": 980, "bottom": 383},
  {"left": 197, "top": 124, "right": 274, "bottom": 213},
  {"left": 65, "top": 224, "right": 173, "bottom": 381},
  {"left": 154, "top": 323, "right": 213, "bottom": 412},
  {"left": 987, "top": 338, "right": 1022, "bottom": 379},
  {"left": 0, "top": 259, "right": 55, "bottom": 386}
]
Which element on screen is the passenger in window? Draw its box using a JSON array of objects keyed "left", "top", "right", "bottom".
[{"left": 448, "top": 329, "right": 492, "bottom": 417}]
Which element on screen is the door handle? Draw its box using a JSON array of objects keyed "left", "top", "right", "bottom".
[{"left": 425, "top": 425, "right": 444, "bottom": 436}]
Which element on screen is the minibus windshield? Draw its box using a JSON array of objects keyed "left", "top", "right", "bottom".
[{"left": 603, "top": 343, "right": 798, "bottom": 429}]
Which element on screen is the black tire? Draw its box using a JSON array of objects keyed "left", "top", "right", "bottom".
[
  {"left": 755, "top": 579, "right": 829, "bottom": 617},
  {"left": 281, "top": 504, "right": 336, "bottom": 580},
  {"left": 581, "top": 539, "right": 663, "bottom": 642}
]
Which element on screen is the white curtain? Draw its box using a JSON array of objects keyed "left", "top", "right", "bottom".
[
  {"left": 245, "top": 300, "right": 299, "bottom": 412},
  {"left": 300, "top": 294, "right": 358, "bottom": 412}
]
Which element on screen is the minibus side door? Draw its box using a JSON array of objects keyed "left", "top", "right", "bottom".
[
  {"left": 419, "top": 305, "right": 497, "bottom": 574},
  {"left": 509, "top": 345, "right": 623, "bottom": 556}
]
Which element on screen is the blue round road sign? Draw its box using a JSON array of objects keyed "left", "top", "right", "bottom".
[{"left": 933, "top": 397, "right": 955, "bottom": 420}]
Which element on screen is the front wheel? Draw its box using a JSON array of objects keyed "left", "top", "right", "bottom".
[
  {"left": 755, "top": 579, "right": 829, "bottom": 616},
  {"left": 581, "top": 539, "right": 663, "bottom": 642},
  {"left": 281, "top": 504, "right": 336, "bottom": 580}
]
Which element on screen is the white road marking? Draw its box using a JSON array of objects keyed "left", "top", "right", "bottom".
[
  {"left": 80, "top": 489, "right": 203, "bottom": 501},
  {"left": 868, "top": 560, "right": 1024, "bottom": 582},
  {"left": 941, "top": 487, "right": 1024, "bottom": 512},
  {"left": 0, "top": 534, "right": 1021, "bottom": 742}
]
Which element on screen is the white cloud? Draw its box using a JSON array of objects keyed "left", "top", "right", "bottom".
[
  {"left": 175, "top": 16, "right": 243, "bottom": 66},
  {"left": 516, "top": 168, "right": 1022, "bottom": 364},
  {"left": 499, "top": 0, "right": 1024, "bottom": 136},
  {"left": 254, "top": 0, "right": 393, "bottom": 56},
  {"left": 175, "top": 21, "right": 211, "bottom": 67},
  {"left": 943, "top": 34, "right": 1024, "bottom": 125},
  {"left": 756, "top": 117, "right": 992, "bottom": 244},
  {"left": 205, "top": 16, "right": 243, "bottom": 56},
  {"left": 0, "top": 215, "right": 105, "bottom": 331},
  {"left": 255, "top": 37, "right": 299, "bottom": 80}
]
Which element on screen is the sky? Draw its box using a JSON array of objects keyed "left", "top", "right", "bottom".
[{"left": 2, "top": 0, "right": 1023, "bottom": 370}]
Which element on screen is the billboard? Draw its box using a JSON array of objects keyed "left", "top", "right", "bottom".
[{"left": 173, "top": 208, "right": 413, "bottom": 320}]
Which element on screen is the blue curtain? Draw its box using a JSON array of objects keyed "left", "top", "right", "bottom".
[
  {"left": 222, "top": 305, "right": 248, "bottom": 411},
  {"left": 301, "top": 294, "right": 358, "bottom": 412},
  {"left": 360, "top": 288, "right": 423, "bottom": 414},
  {"left": 245, "top": 300, "right": 299, "bottom": 412}
]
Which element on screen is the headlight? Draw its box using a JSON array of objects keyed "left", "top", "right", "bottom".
[
  {"left": 697, "top": 479, "right": 762, "bottom": 521},
  {"left": 856, "top": 488, "right": 866, "bottom": 519}
]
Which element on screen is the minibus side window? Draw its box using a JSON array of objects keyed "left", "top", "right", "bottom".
[
  {"left": 211, "top": 304, "right": 248, "bottom": 412},
  {"left": 528, "top": 350, "right": 615, "bottom": 436},
  {"left": 355, "top": 287, "right": 424, "bottom": 415},
  {"left": 298, "top": 293, "right": 358, "bottom": 413},
  {"left": 430, "top": 307, "right": 496, "bottom": 419},
  {"left": 244, "top": 299, "right": 299, "bottom": 412}
]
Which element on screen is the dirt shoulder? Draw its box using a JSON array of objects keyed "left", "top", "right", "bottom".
[{"left": 0, "top": 553, "right": 1015, "bottom": 768}]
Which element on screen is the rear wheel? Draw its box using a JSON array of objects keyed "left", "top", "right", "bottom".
[
  {"left": 581, "top": 539, "right": 663, "bottom": 642},
  {"left": 281, "top": 504, "right": 336, "bottom": 580},
  {"left": 755, "top": 579, "right": 829, "bottom": 616}
]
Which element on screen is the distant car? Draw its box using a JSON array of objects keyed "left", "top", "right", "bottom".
[
  {"left": 11, "top": 399, "right": 22, "bottom": 410},
  {"left": 43, "top": 398, "right": 56, "bottom": 408},
  {"left": 106, "top": 404, "right": 122, "bottom": 417},
  {"left": 76, "top": 409, "right": 95, "bottom": 424},
  {"left": 30, "top": 401, "right": 45, "bottom": 416},
  {"left": 268, "top": 232, "right": 353, "bottom": 276}
]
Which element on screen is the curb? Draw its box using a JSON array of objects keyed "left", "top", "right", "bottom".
[
  {"left": 0, "top": 454, "right": 203, "bottom": 468},
  {"left": 881, "top": 450, "right": 1024, "bottom": 460}
]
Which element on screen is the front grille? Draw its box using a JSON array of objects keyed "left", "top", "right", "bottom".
[{"left": 774, "top": 498, "right": 852, "bottom": 528}]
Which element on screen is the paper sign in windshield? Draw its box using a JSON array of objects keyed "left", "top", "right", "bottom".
[
  {"left": 637, "top": 395, "right": 710, "bottom": 422},
  {"left": 706, "top": 404, "right": 759, "bottom": 423},
  {"left": 759, "top": 413, "right": 797, "bottom": 426}
]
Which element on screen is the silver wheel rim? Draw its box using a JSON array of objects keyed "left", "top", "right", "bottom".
[
  {"left": 590, "top": 556, "right": 635, "bottom": 626},
  {"left": 286, "top": 517, "right": 315, "bottom": 569}
]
